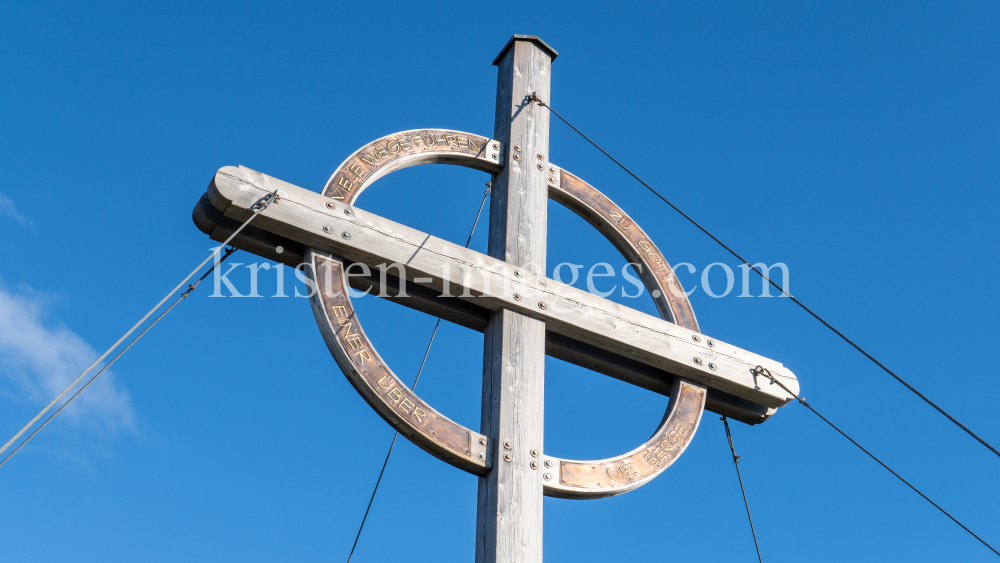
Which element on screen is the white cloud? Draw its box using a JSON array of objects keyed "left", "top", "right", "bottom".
[
  {"left": 0, "top": 283, "right": 135, "bottom": 433},
  {"left": 0, "top": 191, "right": 33, "bottom": 228}
]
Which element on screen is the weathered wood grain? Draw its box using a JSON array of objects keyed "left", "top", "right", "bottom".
[
  {"left": 477, "top": 38, "right": 552, "bottom": 563},
  {"left": 207, "top": 166, "right": 800, "bottom": 408}
]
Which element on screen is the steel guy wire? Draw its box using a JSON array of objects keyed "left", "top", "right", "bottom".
[
  {"left": 753, "top": 366, "right": 999, "bottom": 557},
  {"left": 722, "top": 416, "right": 763, "bottom": 563},
  {"left": 0, "top": 190, "right": 279, "bottom": 463},
  {"left": 528, "top": 93, "right": 1000, "bottom": 461},
  {"left": 0, "top": 247, "right": 239, "bottom": 469},
  {"left": 346, "top": 183, "right": 490, "bottom": 563}
]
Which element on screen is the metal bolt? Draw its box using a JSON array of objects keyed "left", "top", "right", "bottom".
[
  {"left": 503, "top": 440, "right": 512, "bottom": 449},
  {"left": 548, "top": 177, "right": 556, "bottom": 185},
  {"left": 708, "top": 362, "right": 717, "bottom": 371},
  {"left": 539, "top": 279, "right": 547, "bottom": 286},
  {"left": 504, "top": 453, "right": 512, "bottom": 462},
  {"left": 694, "top": 357, "right": 703, "bottom": 365},
  {"left": 538, "top": 302, "right": 547, "bottom": 310},
  {"left": 514, "top": 270, "right": 522, "bottom": 277},
  {"left": 707, "top": 339, "right": 715, "bottom": 347},
  {"left": 549, "top": 167, "right": 555, "bottom": 173},
  {"left": 326, "top": 201, "right": 336, "bottom": 209},
  {"left": 344, "top": 208, "right": 354, "bottom": 216},
  {"left": 514, "top": 144, "right": 522, "bottom": 152},
  {"left": 492, "top": 153, "right": 498, "bottom": 159},
  {"left": 537, "top": 153, "right": 545, "bottom": 160},
  {"left": 323, "top": 226, "right": 332, "bottom": 233},
  {"left": 692, "top": 335, "right": 701, "bottom": 342},
  {"left": 537, "top": 163, "right": 544, "bottom": 170},
  {"left": 492, "top": 142, "right": 499, "bottom": 150},
  {"left": 342, "top": 232, "right": 351, "bottom": 240},
  {"left": 513, "top": 154, "right": 521, "bottom": 162},
  {"left": 543, "top": 473, "right": 552, "bottom": 481},
  {"left": 530, "top": 461, "right": 539, "bottom": 470},
  {"left": 513, "top": 293, "right": 521, "bottom": 301},
  {"left": 543, "top": 460, "right": 552, "bottom": 468},
  {"left": 530, "top": 449, "right": 538, "bottom": 457},
  {"left": 478, "top": 452, "right": 486, "bottom": 460},
  {"left": 479, "top": 438, "right": 487, "bottom": 446}
]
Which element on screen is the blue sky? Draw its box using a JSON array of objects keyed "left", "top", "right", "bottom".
[{"left": 1, "top": 1, "right": 998, "bottom": 561}]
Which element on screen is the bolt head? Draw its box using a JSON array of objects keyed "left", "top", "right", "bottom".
[
  {"left": 492, "top": 142, "right": 499, "bottom": 150},
  {"left": 479, "top": 438, "right": 487, "bottom": 446},
  {"left": 539, "top": 279, "right": 547, "bottom": 286},
  {"left": 326, "top": 201, "right": 336, "bottom": 209},
  {"left": 708, "top": 339, "right": 715, "bottom": 347},
  {"left": 537, "top": 163, "right": 544, "bottom": 170},
  {"left": 530, "top": 461, "right": 539, "bottom": 470},
  {"left": 694, "top": 357, "right": 703, "bottom": 365},
  {"left": 543, "top": 460, "right": 552, "bottom": 468},
  {"left": 342, "top": 232, "right": 351, "bottom": 240},
  {"left": 543, "top": 474, "right": 551, "bottom": 480},
  {"left": 323, "top": 226, "right": 332, "bottom": 233},
  {"left": 513, "top": 293, "right": 521, "bottom": 301},
  {"left": 513, "top": 154, "right": 521, "bottom": 161},
  {"left": 503, "top": 440, "right": 512, "bottom": 449},
  {"left": 514, "top": 144, "right": 522, "bottom": 152},
  {"left": 344, "top": 208, "right": 353, "bottom": 216},
  {"left": 692, "top": 334, "right": 701, "bottom": 342},
  {"left": 538, "top": 302, "right": 547, "bottom": 309},
  {"left": 708, "top": 362, "right": 717, "bottom": 371},
  {"left": 478, "top": 452, "right": 486, "bottom": 460},
  {"left": 530, "top": 449, "right": 538, "bottom": 457},
  {"left": 536, "top": 153, "right": 545, "bottom": 160}
]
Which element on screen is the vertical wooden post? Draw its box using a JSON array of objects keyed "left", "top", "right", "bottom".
[{"left": 477, "top": 35, "right": 557, "bottom": 563}]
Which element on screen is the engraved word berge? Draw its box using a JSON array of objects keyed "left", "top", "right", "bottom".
[
  {"left": 191, "top": 34, "right": 799, "bottom": 563},
  {"left": 195, "top": 127, "right": 799, "bottom": 497}
]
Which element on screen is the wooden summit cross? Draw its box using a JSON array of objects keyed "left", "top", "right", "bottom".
[{"left": 192, "top": 35, "right": 799, "bottom": 562}]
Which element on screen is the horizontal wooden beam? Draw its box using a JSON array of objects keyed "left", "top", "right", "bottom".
[
  {"left": 203, "top": 166, "right": 799, "bottom": 409},
  {"left": 194, "top": 193, "right": 772, "bottom": 424}
]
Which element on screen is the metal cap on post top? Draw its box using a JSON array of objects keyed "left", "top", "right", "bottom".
[{"left": 492, "top": 34, "right": 559, "bottom": 65}]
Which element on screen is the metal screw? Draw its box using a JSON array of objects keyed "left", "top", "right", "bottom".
[
  {"left": 544, "top": 460, "right": 552, "bottom": 468},
  {"left": 503, "top": 440, "right": 512, "bottom": 449},
  {"left": 708, "top": 362, "right": 717, "bottom": 371},
  {"left": 692, "top": 335, "right": 701, "bottom": 342},
  {"left": 539, "top": 279, "right": 547, "bottom": 286},
  {"left": 537, "top": 163, "right": 544, "bottom": 170},
  {"left": 707, "top": 339, "right": 715, "bottom": 347},
  {"left": 514, "top": 270, "right": 522, "bottom": 277},
  {"left": 323, "top": 226, "right": 332, "bottom": 233},
  {"left": 513, "top": 293, "right": 522, "bottom": 301},
  {"left": 342, "top": 232, "right": 351, "bottom": 240},
  {"left": 538, "top": 302, "right": 547, "bottom": 310},
  {"left": 478, "top": 452, "right": 486, "bottom": 460},
  {"left": 530, "top": 461, "right": 539, "bottom": 470},
  {"left": 514, "top": 144, "right": 522, "bottom": 152},
  {"left": 543, "top": 474, "right": 552, "bottom": 481},
  {"left": 492, "top": 153, "right": 498, "bottom": 159},
  {"left": 548, "top": 177, "right": 556, "bottom": 185},
  {"left": 479, "top": 438, "right": 487, "bottom": 446},
  {"left": 694, "top": 357, "right": 703, "bottom": 365},
  {"left": 513, "top": 154, "right": 521, "bottom": 162},
  {"left": 504, "top": 453, "right": 512, "bottom": 462},
  {"left": 530, "top": 449, "right": 538, "bottom": 457},
  {"left": 549, "top": 167, "right": 555, "bottom": 173},
  {"left": 344, "top": 208, "right": 354, "bottom": 216},
  {"left": 326, "top": 201, "right": 336, "bottom": 209},
  {"left": 537, "top": 153, "right": 545, "bottom": 160},
  {"left": 492, "top": 142, "right": 499, "bottom": 150}
]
